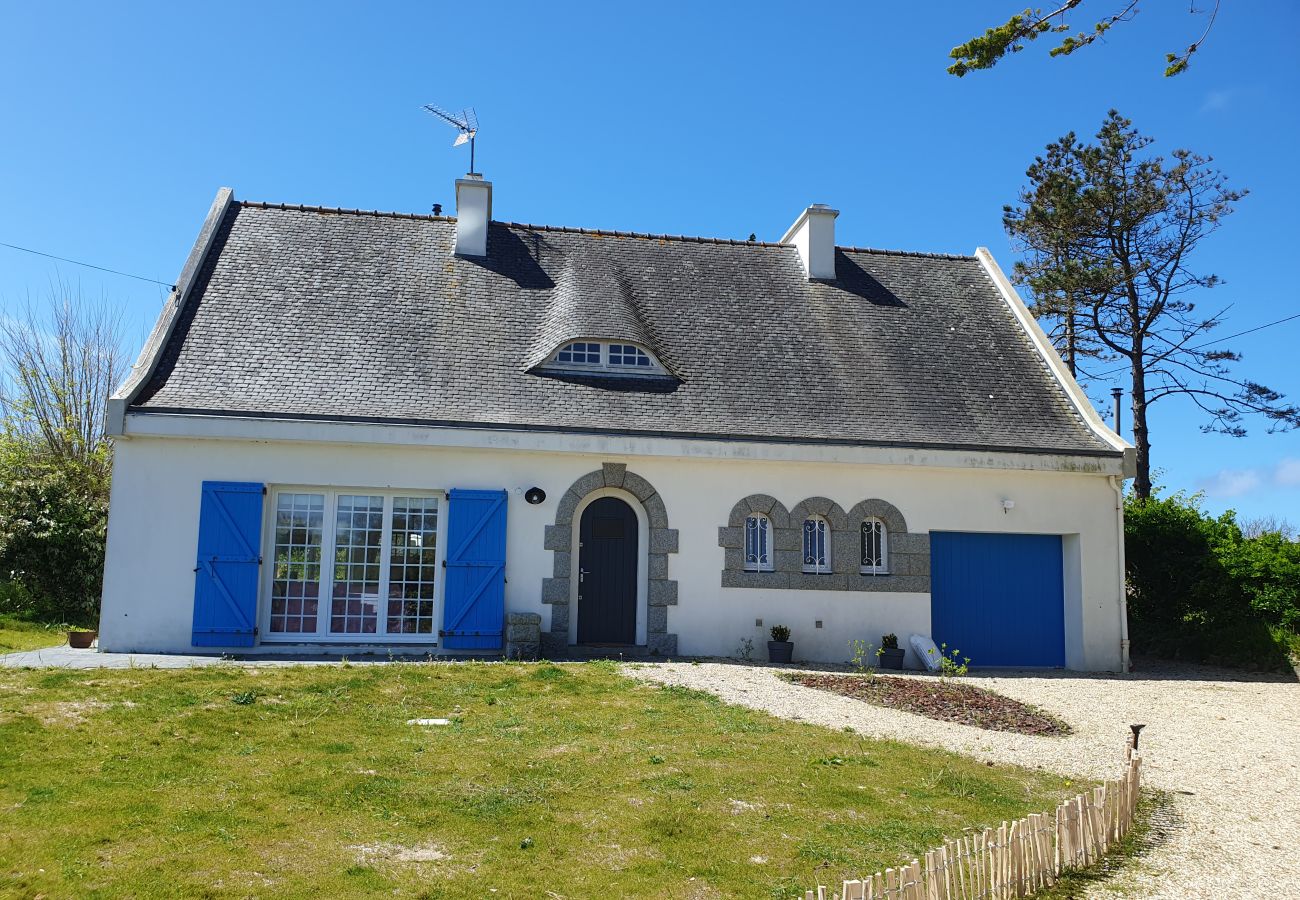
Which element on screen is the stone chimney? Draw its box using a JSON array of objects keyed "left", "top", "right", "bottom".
[
  {"left": 455, "top": 174, "right": 492, "bottom": 257},
  {"left": 780, "top": 203, "right": 839, "bottom": 281}
]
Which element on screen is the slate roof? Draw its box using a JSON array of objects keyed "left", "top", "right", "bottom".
[{"left": 130, "top": 201, "right": 1118, "bottom": 456}]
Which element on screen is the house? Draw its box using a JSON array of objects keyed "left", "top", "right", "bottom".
[{"left": 99, "top": 174, "right": 1135, "bottom": 670}]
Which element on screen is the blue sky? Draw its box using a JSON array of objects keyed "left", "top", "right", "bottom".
[{"left": 2, "top": 1, "right": 1297, "bottom": 522}]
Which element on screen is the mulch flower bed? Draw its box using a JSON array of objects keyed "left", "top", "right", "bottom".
[{"left": 786, "top": 673, "right": 1072, "bottom": 736}]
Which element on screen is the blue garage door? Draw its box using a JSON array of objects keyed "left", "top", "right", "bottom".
[{"left": 930, "top": 532, "right": 1065, "bottom": 668}]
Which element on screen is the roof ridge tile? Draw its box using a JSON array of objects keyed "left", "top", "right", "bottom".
[
  {"left": 236, "top": 199, "right": 453, "bottom": 222},
  {"left": 234, "top": 201, "right": 974, "bottom": 259}
]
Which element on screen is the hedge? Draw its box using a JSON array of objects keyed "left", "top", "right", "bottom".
[{"left": 1125, "top": 490, "right": 1300, "bottom": 671}]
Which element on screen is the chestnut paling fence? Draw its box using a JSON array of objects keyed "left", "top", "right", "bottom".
[{"left": 802, "top": 745, "right": 1143, "bottom": 900}]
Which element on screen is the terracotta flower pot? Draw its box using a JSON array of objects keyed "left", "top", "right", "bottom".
[{"left": 67, "top": 631, "right": 97, "bottom": 649}]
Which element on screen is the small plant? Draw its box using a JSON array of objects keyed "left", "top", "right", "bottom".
[
  {"left": 649, "top": 754, "right": 666, "bottom": 765},
  {"left": 230, "top": 690, "right": 257, "bottom": 706},
  {"left": 849, "top": 639, "right": 876, "bottom": 675},
  {"left": 877, "top": 634, "right": 906, "bottom": 669},
  {"left": 936, "top": 643, "right": 971, "bottom": 679},
  {"left": 734, "top": 637, "right": 755, "bottom": 661},
  {"left": 770, "top": 625, "right": 791, "bottom": 643}
]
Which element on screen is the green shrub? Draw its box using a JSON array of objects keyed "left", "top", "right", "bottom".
[
  {"left": 0, "top": 439, "right": 109, "bottom": 626},
  {"left": 1124, "top": 490, "right": 1299, "bottom": 670}
]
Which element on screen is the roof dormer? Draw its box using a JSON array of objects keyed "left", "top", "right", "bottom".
[
  {"left": 526, "top": 253, "right": 675, "bottom": 380},
  {"left": 542, "top": 339, "right": 668, "bottom": 375}
]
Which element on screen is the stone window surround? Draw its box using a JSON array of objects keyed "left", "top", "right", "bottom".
[
  {"left": 541, "top": 462, "right": 679, "bottom": 656},
  {"left": 718, "top": 494, "right": 931, "bottom": 593}
]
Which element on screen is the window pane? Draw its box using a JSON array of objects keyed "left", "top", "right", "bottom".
[
  {"left": 557, "top": 341, "right": 601, "bottom": 365},
  {"left": 861, "top": 519, "right": 886, "bottom": 570},
  {"left": 609, "top": 344, "right": 651, "bottom": 367},
  {"left": 744, "top": 515, "right": 771, "bottom": 572},
  {"left": 269, "top": 493, "right": 324, "bottom": 634},
  {"left": 803, "top": 518, "right": 829, "bottom": 572},
  {"left": 387, "top": 497, "right": 439, "bottom": 635},
  {"left": 330, "top": 495, "right": 384, "bottom": 634}
]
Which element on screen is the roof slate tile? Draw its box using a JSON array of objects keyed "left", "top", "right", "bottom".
[{"left": 132, "top": 201, "right": 1114, "bottom": 456}]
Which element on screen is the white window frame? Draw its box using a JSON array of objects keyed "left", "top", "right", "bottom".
[
  {"left": 802, "top": 516, "right": 831, "bottom": 574},
  {"left": 554, "top": 341, "right": 603, "bottom": 367},
  {"left": 259, "top": 486, "right": 448, "bottom": 644},
  {"left": 544, "top": 340, "right": 667, "bottom": 375},
  {"left": 743, "top": 513, "right": 774, "bottom": 572},
  {"left": 860, "top": 517, "right": 889, "bottom": 574}
]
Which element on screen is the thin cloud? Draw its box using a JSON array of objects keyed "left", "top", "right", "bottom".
[
  {"left": 1276, "top": 458, "right": 1300, "bottom": 487},
  {"left": 1198, "top": 467, "right": 1263, "bottom": 498},
  {"left": 1199, "top": 89, "right": 1233, "bottom": 114},
  {"left": 1198, "top": 458, "right": 1300, "bottom": 498}
]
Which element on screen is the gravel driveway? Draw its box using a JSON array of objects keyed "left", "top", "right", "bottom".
[{"left": 628, "top": 659, "right": 1300, "bottom": 899}]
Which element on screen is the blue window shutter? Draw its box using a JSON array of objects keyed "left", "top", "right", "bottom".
[
  {"left": 192, "top": 481, "right": 264, "bottom": 648},
  {"left": 441, "top": 489, "right": 507, "bottom": 650}
]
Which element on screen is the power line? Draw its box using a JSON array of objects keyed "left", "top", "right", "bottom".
[
  {"left": 1088, "top": 311, "right": 1300, "bottom": 380},
  {"left": 0, "top": 240, "right": 176, "bottom": 291},
  {"left": 1199, "top": 312, "right": 1300, "bottom": 347}
]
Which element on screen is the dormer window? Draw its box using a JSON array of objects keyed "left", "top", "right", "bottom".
[
  {"left": 556, "top": 342, "right": 601, "bottom": 365},
  {"left": 608, "top": 344, "right": 652, "bottom": 368},
  {"left": 545, "top": 341, "right": 666, "bottom": 375}
]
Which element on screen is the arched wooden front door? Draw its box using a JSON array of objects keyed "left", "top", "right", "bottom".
[{"left": 577, "top": 497, "right": 638, "bottom": 644}]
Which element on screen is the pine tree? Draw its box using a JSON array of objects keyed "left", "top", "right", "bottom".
[{"left": 1004, "top": 110, "right": 1298, "bottom": 499}]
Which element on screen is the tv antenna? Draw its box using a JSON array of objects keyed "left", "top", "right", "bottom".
[{"left": 422, "top": 104, "right": 480, "bottom": 175}]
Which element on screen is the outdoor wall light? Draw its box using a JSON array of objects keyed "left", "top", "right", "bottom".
[
  {"left": 524, "top": 487, "right": 546, "bottom": 505},
  {"left": 1001, "top": 499, "right": 1016, "bottom": 514}
]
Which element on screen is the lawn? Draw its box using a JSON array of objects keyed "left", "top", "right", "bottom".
[
  {"left": 0, "top": 615, "right": 67, "bottom": 654},
  {"left": 0, "top": 661, "right": 1077, "bottom": 899}
]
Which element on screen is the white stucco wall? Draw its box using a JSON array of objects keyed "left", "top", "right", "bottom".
[{"left": 99, "top": 430, "right": 1126, "bottom": 671}]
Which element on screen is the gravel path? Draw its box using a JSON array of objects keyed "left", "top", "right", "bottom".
[{"left": 628, "top": 659, "right": 1300, "bottom": 899}]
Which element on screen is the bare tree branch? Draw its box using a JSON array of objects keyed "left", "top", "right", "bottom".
[{"left": 0, "top": 280, "right": 125, "bottom": 475}]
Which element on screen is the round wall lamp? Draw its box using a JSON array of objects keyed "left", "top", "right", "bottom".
[{"left": 524, "top": 487, "right": 547, "bottom": 505}]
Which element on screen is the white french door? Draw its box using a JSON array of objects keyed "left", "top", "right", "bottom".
[{"left": 261, "top": 488, "right": 445, "bottom": 642}]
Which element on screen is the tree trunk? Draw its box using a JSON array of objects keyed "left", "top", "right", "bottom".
[
  {"left": 1064, "top": 301, "right": 1077, "bottom": 377},
  {"left": 1130, "top": 361, "right": 1152, "bottom": 499}
]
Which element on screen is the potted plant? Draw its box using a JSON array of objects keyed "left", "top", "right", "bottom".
[
  {"left": 877, "top": 633, "right": 905, "bottom": 669},
  {"left": 67, "top": 627, "right": 98, "bottom": 649},
  {"left": 767, "top": 625, "right": 793, "bottom": 663}
]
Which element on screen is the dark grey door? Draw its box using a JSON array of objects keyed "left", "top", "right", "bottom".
[{"left": 577, "top": 497, "right": 638, "bottom": 644}]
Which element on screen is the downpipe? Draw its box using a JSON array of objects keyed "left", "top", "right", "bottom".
[{"left": 1110, "top": 475, "right": 1131, "bottom": 672}]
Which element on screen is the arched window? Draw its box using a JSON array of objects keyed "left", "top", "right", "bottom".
[
  {"left": 744, "top": 514, "right": 773, "bottom": 572},
  {"left": 860, "top": 517, "right": 888, "bottom": 574},
  {"left": 547, "top": 341, "right": 667, "bottom": 374},
  {"left": 608, "top": 344, "right": 653, "bottom": 367},
  {"left": 555, "top": 341, "right": 602, "bottom": 366},
  {"left": 802, "top": 516, "right": 830, "bottom": 573}
]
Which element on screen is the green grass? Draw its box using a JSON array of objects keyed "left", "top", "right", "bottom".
[
  {"left": 0, "top": 661, "right": 1077, "bottom": 898},
  {"left": 1033, "top": 792, "right": 1167, "bottom": 899},
  {"left": 0, "top": 615, "right": 68, "bottom": 654}
]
